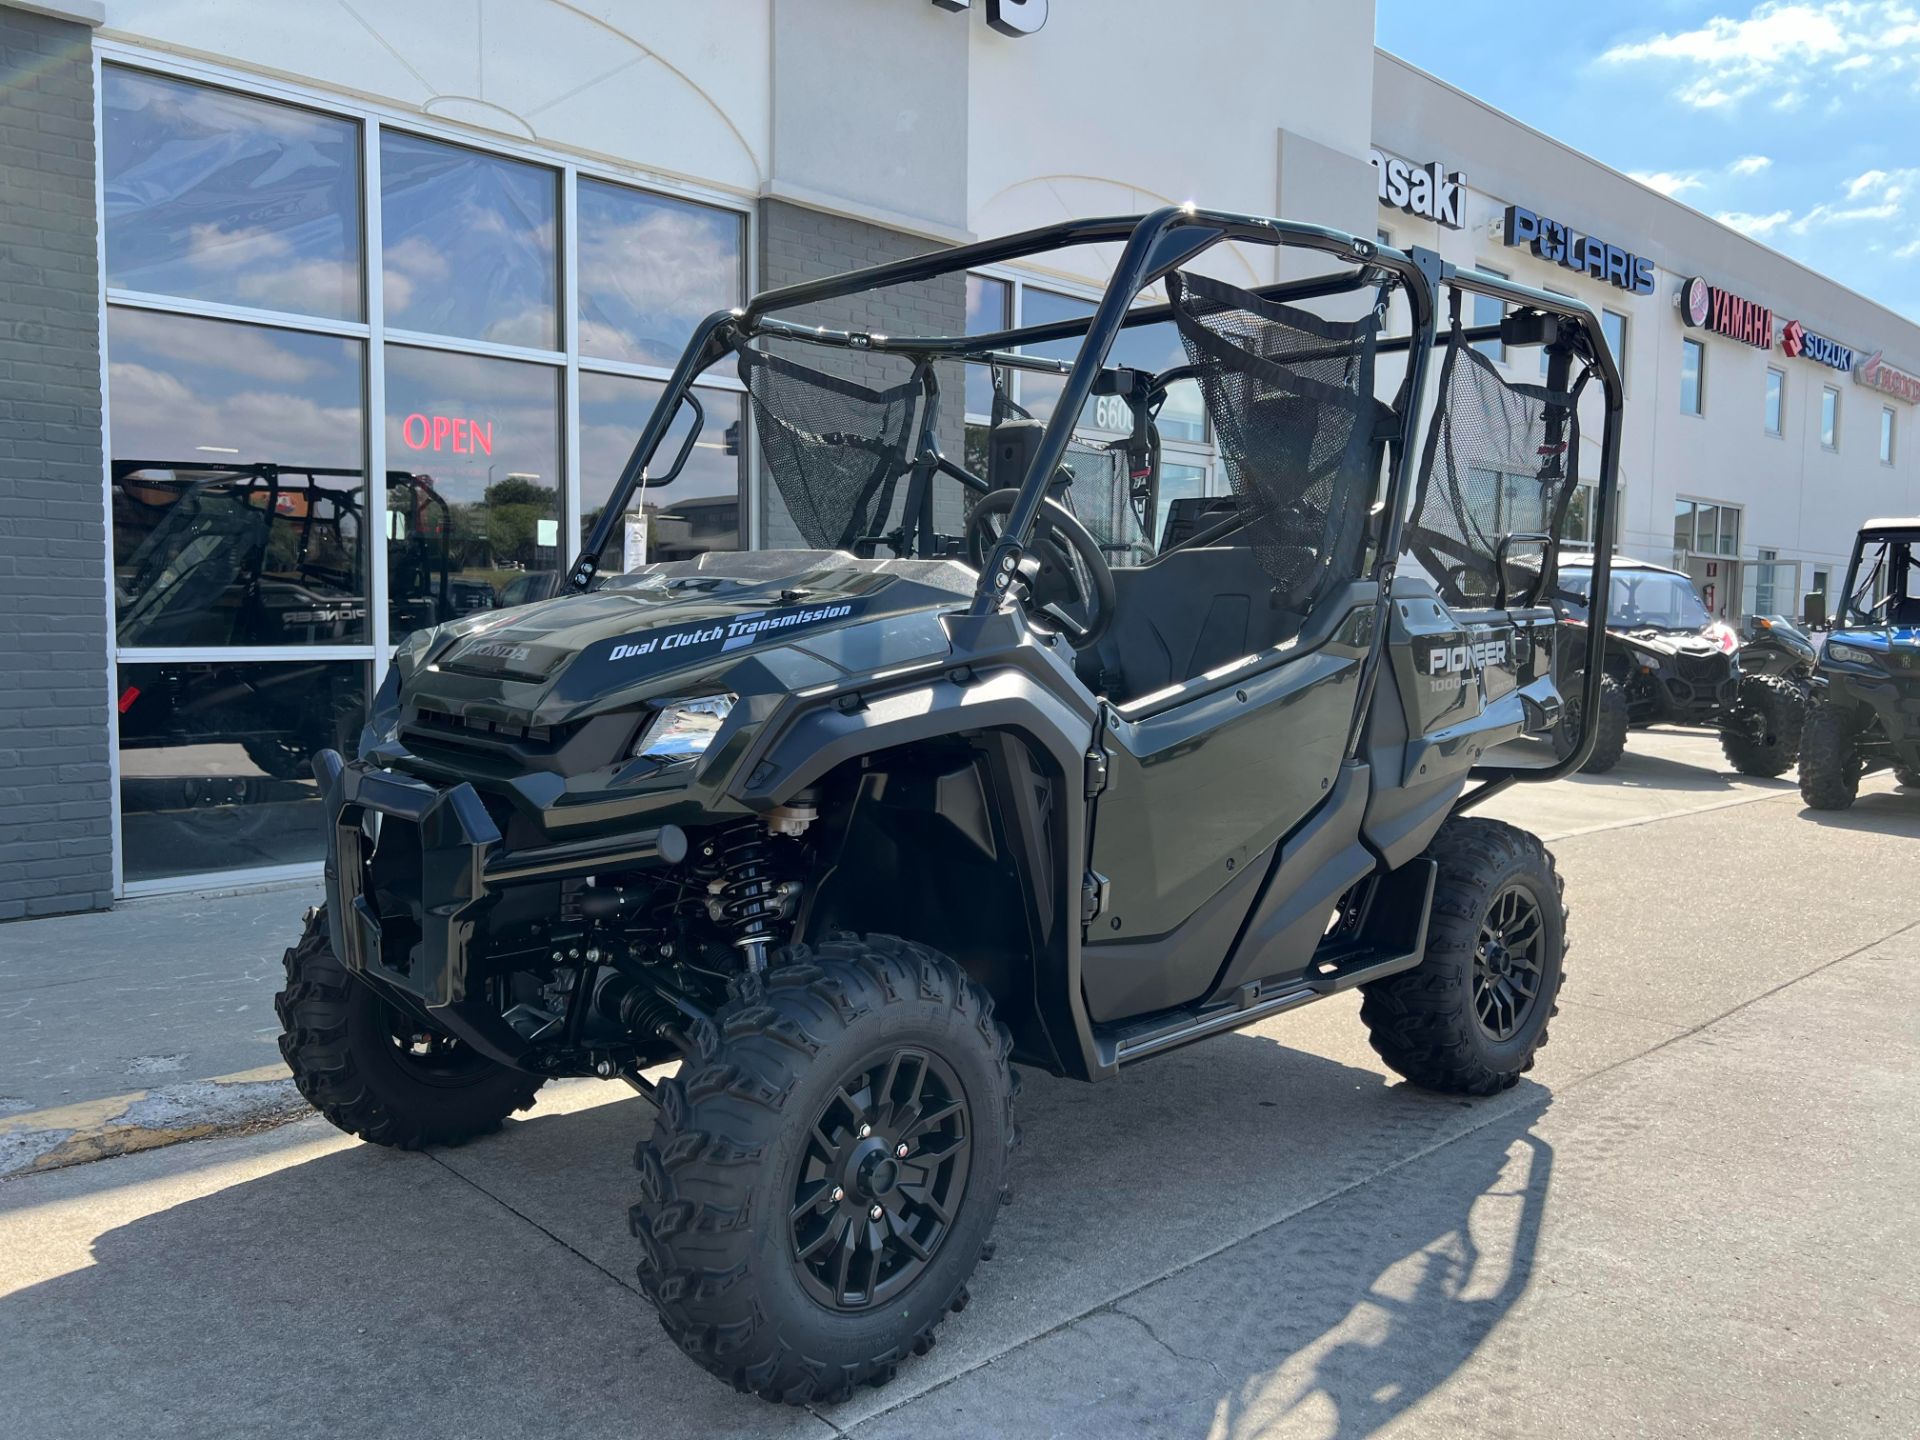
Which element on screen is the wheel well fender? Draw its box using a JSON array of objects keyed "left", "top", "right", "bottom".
[{"left": 739, "top": 668, "right": 1102, "bottom": 1080}]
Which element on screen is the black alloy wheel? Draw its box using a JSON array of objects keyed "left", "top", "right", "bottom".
[
  {"left": 789, "top": 1047, "right": 974, "bottom": 1311},
  {"left": 1472, "top": 884, "right": 1545, "bottom": 1041}
]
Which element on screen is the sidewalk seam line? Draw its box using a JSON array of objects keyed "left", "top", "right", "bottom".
[
  {"left": 421, "top": 1149, "right": 643, "bottom": 1299},
  {"left": 842, "top": 912, "right": 1920, "bottom": 1433}
]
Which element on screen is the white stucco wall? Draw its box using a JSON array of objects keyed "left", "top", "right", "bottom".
[
  {"left": 99, "top": 0, "right": 775, "bottom": 197},
  {"left": 967, "top": 0, "right": 1379, "bottom": 286}
]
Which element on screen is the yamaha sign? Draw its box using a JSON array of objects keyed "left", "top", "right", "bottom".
[{"left": 1370, "top": 149, "right": 1466, "bottom": 230}]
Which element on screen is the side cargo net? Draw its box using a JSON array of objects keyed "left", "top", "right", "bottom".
[
  {"left": 1167, "top": 271, "right": 1387, "bottom": 621},
  {"left": 1060, "top": 436, "right": 1155, "bottom": 566},
  {"left": 737, "top": 345, "right": 919, "bottom": 551},
  {"left": 1408, "top": 313, "right": 1588, "bottom": 609}
]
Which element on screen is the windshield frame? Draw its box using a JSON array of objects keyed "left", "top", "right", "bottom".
[{"left": 1839, "top": 530, "right": 1918, "bottom": 628}]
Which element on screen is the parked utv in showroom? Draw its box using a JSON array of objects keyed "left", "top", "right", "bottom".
[
  {"left": 1798, "top": 517, "right": 1920, "bottom": 809},
  {"left": 275, "top": 209, "right": 1622, "bottom": 1403},
  {"left": 1547, "top": 554, "right": 1805, "bottom": 776}
]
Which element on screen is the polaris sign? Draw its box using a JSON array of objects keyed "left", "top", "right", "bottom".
[
  {"left": 1503, "top": 206, "right": 1656, "bottom": 295},
  {"left": 1370, "top": 150, "right": 1466, "bottom": 230}
]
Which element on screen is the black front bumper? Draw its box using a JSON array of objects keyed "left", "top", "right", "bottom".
[
  {"left": 315, "top": 749, "right": 690, "bottom": 1016},
  {"left": 317, "top": 749, "right": 503, "bottom": 1010}
]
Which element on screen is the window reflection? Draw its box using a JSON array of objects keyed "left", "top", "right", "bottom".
[
  {"left": 1021, "top": 287, "right": 1204, "bottom": 444},
  {"left": 386, "top": 346, "right": 561, "bottom": 637},
  {"left": 582, "top": 374, "right": 742, "bottom": 570},
  {"left": 381, "top": 132, "right": 558, "bottom": 348},
  {"left": 578, "top": 180, "right": 742, "bottom": 366},
  {"left": 107, "top": 308, "right": 367, "bottom": 646},
  {"left": 117, "top": 660, "right": 367, "bottom": 882},
  {"left": 103, "top": 67, "right": 362, "bottom": 319},
  {"left": 965, "top": 275, "right": 1011, "bottom": 419}
]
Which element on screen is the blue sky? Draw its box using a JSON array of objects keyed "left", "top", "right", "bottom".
[{"left": 1376, "top": 1, "right": 1920, "bottom": 320}]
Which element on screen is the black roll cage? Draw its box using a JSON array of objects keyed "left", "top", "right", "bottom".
[{"left": 569, "top": 206, "right": 1622, "bottom": 792}]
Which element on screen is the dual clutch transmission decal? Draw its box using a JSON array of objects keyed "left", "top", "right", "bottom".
[{"left": 608, "top": 600, "right": 861, "bottom": 663}]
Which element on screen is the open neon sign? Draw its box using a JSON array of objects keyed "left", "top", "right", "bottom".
[{"left": 401, "top": 413, "right": 494, "bottom": 455}]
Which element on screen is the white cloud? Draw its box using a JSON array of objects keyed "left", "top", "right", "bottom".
[
  {"left": 1730, "top": 154, "right": 1774, "bottom": 175},
  {"left": 1601, "top": 3, "right": 1920, "bottom": 108},
  {"left": 1714, "top": 166, "right": 1920, "bottom": 241},
  {"left": 1630, "top": 170, "right": 1706, "bottom": 197},
  {"left": 1717, "top": 209, "right": 1795, "bottom": 235}
]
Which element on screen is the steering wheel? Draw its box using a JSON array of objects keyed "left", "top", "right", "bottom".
[{"left": 965, "top": 488, "right": 1116, "bottom": 650}]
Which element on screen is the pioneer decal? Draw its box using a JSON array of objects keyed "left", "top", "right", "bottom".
[
  {"left": 608, "top": 602, "right": 860, "bottom": 663},
  {"left": 1427, "top": 637, "right": 1510, "bottom": 674}
]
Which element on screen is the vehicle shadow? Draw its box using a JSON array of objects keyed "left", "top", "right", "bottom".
[
  {"left": 0, "top": 1031, "right": 1556, "bottom": 1440},
  {"left": 1797, "top": 787, "right": 1920, "bottom": 838}
]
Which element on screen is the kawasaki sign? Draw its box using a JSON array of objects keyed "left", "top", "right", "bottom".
[{"left": 1370, "top": 150, "right": 1466, "bottom": 230}]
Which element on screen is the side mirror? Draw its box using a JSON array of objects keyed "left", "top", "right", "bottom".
[{"left": 1802, "top": 591, "right": 1827, "bottom": 630}]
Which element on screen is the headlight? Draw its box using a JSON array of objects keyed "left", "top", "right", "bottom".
[
  {"left": 633, "top": 695, "right": 735, "bottom": 761},
  {"left": 1827, "top": 642, "right": 1877, "bottom": 667}
]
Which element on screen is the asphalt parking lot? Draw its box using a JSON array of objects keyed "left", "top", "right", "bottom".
[{"left": 2, "top": 726, "right": 1916, "bottom": 1439}]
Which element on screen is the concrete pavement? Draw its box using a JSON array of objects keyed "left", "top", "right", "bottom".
[{"left": 1, "top": 727, "right": 1916, "bottom": 1436}]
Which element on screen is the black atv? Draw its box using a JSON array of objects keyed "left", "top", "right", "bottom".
[
  {"left": 1549, "top": 554, "right": 1805, "bottom": 777},
  {"left": 1798, "top": 517, "right": 1920, "bottom": 809},
  {"left": 275, "top": 210, "right": 1622, "bottom": 1403}
]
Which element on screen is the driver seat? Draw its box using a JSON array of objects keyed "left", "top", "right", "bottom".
[{"left": 1084, "top": 534, "right": 1306, "bottom": 703}]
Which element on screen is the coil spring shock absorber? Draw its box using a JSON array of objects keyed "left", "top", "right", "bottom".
[{"left": 708, "top": 821, "right": 794, "bottom": 972}]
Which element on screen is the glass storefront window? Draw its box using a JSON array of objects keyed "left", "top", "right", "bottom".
[
  {"left": 1673, "top": 498, "right": 1694, "bottom": 554},
  {"left": 581, "top": 374, "right": 742, "bottom": 570},
  {"left": 577, "top": 180, "right": 742, "bottom": 367},
  {"left": 116, "top": 660, "right": 368, "bottom": 882},
  {"left": 107, "top": 307, "right": 367, "bottom": 647},
  {"left": 1473, "top": 268, "right": 1507, "bottom": 363},
  {"left": 385, "top": 346, "right": 561, "bottom": 638},
  {"left": 380, "top": 132, "right": 558, "bottom": 348},
  {"left": 1680, "top": 338, "right": 1705, "bottom": 415},
  {"left": 965, "top": 275, "right": 1011, "bottom": 419},
  {"left": 103, "top": 67, "right": 363, "bottom": 320},
  {"left": 1155, "top": 462, "right": 1208, "bottom": 540},
  {"left": 1602, "top": 310, "right": 1627, "bottom": 387},
  {"left": 1020, "top": 287, "right": 1204, "bottom": 444}
]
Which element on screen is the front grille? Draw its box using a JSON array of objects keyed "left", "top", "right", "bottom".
[{"left": 402, "top": 707, "right": 581, "bottom": 758}]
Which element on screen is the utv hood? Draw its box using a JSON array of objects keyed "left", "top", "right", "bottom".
[
  {"left": 417, "top": 553, "right": 977, "bottom": 711},
  {"left": 1616, "top": 626, "right": 1728, "bottom": 660}
]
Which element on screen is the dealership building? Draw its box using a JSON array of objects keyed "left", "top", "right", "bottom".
[{"left": 2, "top": 0, "right": 1917, "bottom": 915}]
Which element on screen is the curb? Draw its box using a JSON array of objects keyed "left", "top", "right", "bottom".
[{"left": 0, "top": 1066, "right": 310, "bottom": 1179}]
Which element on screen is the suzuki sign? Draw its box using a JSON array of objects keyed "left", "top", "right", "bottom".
[{"left": 1780, "top": 318, "right": 1855, "bottom": 373}]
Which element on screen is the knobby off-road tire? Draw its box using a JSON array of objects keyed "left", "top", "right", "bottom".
[
  {"left": 275, "top": 906, "right": 543, "bottom": 1148},
  {"left": 1360, "top": 818, "right": 1567, "bottom": 1096},
  {"left": 1555, "top": 674, "right": 1629, "bottom": 774},
  {"left": 1798, "top": 702, "right": 1864, "bottom": 811},
  {"left": 631, "top": 934, "right": 1018, "bottom": 1405},
  {"left": 1719, "top": 673, "right": 1806, "bottom": 777}
]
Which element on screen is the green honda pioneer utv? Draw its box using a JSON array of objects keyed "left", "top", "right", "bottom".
[
  {"left": 275, "top": 209, "right": 1621, "bottom": 1403},
  {"left": 1799, "top": 517, "right": 1920, "bottom": 808}
]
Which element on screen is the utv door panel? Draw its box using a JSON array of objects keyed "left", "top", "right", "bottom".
[
  {"left": 1087, "top": 607, "right": 1368, "bottom": 948},
  {"left": 1079, "top": 837, "right": 1272, "bottom": 1022}
]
